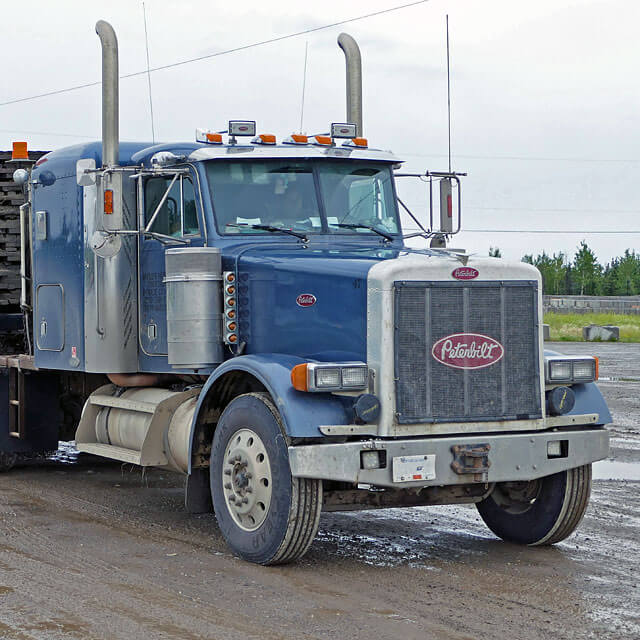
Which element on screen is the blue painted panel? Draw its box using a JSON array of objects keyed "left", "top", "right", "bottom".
[
  {"left": 187, "top": 353, "right": 354, "bottom": 471},
  {"left": 35, "top": 284, "right": 64, "bottom": 351}
]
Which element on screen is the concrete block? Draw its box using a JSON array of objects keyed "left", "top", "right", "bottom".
[
  {"left": 582, "top": 325, "right": 620, "bottom": 341},
  {"left": 543, "top": 324, "right": 550, "bottom": 341}
]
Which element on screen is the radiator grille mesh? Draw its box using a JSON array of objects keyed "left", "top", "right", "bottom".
[{"left": 394, "top": 281, "right": 541, "bottom": 424}]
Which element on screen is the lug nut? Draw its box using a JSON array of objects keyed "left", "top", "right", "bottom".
[
  {"left": 224, "top": 468, "right": 232, "bottom": 475},
  {"left": 242, "top": 497, "right": 249, "bottom": 504},
  {"left": 228, "top": 495, "right": 236, "bottom": 503},
  {"left": 245, "top": 472, "right": 252, "bottom": 479},
  {"left": 224, "top": 482, "right": 232, "bottom": 490}
]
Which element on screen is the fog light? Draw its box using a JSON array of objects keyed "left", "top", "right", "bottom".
[
  {"left": 360, "top": 450, "right": 385, "bottom": 470},
  {"left": 353, "top": 393, "right": 381, "bottom": 424},
  {"left": 547, "top": 386, "right": 575, "bottom": 416}
]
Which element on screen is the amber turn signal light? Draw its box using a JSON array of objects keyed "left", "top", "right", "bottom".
[
  {"left": 104, "top": 189, "right": 114, "bottom": 214},
  {"left": 291, "top": 363, "right": 309, "bottom": 392}
]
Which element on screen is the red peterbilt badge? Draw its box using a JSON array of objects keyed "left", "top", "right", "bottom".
[
  {"left": 452, "top": 267, "right": 479, "bottom": 280},
  {"left": 432, "top": 333, "right": 504, "bottom": 370},
  {"left": 296, "top": 293, "right": 316, "bottom": 307}
]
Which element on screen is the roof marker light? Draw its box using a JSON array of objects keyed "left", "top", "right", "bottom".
[
  {"left": 11, "top": 141, "right": 29, "bottom": 161},
  {"left": 331, "top": 123, "right": 357, "bottom": 138},
  {"left": 283, "top": 134, "right": 309, "bottom": 145},
  {"left": 196, "top": 128, "right": 223, "bottom": 144},
  {"left": 342, "top": 137, "right": 368, "bottom": 148},
  {"left": 313, "top": 135, "right": 333, "bottom": 146},
  {"left": 251, "top": 133, "right": 276, "bottom": 145}
]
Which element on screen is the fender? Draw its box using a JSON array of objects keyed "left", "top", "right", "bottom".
[
  {"left": 187, "top": 353, "right": 353, "bottom": 473},
  {"left": 568, "top": 382, "right": 612, "bottom": 425},
  {"left": 544, "top": 349, "right": 612, "bottom": 425}
]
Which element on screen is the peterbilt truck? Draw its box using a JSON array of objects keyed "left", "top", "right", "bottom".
[{"left": 0, "top": 20, "right": 610, "bottom": 565}]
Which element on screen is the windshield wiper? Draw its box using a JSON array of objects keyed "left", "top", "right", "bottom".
[
  {"left": 227, "top": 223, "right": 307, "bottom": 241},
  {"left": 332, "top": 223, "right": 395, "bottom": 242}
]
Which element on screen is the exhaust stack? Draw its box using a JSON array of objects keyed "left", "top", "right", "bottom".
[
  {"left": 96, "top": 20, "right": 119, "bottom": 168},
  {"left": 337, "top": 33, "right": 362, "bottom": 136}
]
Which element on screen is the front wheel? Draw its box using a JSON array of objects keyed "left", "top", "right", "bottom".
[
  {"left": 476, "top": 464, "right": 592, "bottom": 545},
  {"left": 210, "top": 392, "right": 322, "bottom": 565}
]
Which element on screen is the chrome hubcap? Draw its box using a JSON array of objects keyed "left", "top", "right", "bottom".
[{"left": 222, "top": 428, "right": 272, "bottom": 531}]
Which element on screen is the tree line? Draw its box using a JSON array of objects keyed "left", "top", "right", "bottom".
[{"left": 489, "top": 243, "right": 640, "bottom": 296}]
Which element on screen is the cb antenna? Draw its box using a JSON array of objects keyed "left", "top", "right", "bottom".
[
  {"left": 446, "top": 14, "right": 452, "bottom": 173},
  {"left": 299, "top": 41, "right": 309, "bottom": 133},
  {"left": 142, "top": 1, "right": 156, "bottom": 143}
]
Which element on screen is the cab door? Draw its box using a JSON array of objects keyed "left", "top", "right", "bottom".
[{"left": 139, "top": 169, "right": 203, "bottom": 356}]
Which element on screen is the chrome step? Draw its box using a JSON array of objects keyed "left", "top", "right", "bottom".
[{"left": 76, "top": 442, "right": 142, "bottom": 465}]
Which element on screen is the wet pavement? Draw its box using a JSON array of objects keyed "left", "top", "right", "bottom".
[{"left": 0, "top": 342, "right": 637, "bottom": 639}]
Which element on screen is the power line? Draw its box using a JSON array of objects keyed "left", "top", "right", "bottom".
[
  {"left": 400, "top": 151, "right": 640, "bottom": 164},
  {"left": 0, "top": 0, "right": 432, "bottom": 109},
  {"left": 461, "top": 229, "right": 640, "bottom": 234},
  {"left": 0, "top": 127, "right": 93, "bottom": 139},
  {"left": 403, "top": 226, "right": 640, "bottom": 234},
  {"left": 468, "top": 206, "right": 640, "bottom": 214}
]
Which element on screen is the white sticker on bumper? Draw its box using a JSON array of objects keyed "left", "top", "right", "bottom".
[{"left": 392, "top": 454, "right": 436, "bottom": 483}]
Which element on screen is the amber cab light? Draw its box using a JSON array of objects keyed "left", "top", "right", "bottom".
[
  {"left": 12, "top": 141, "right": 29, "bottom": 160},
  {"left": 104, "top": 189, "right": 114, "bottom": 214},
  {"left": 313, "top": 135, "right": 332, "bottom": 146},
  {"left": 291, "top": 363, "right": 309, "bottom": 392}
]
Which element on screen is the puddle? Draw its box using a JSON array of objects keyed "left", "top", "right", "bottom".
[
  {"left": 593, "top": 460, "right": 640, "bottom": 481},
  {"left": 47, "top": 441, "right": 79, "bottom": 464}
]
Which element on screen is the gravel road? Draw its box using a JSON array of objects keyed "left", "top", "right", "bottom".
[{"left": 0, "top": 342, "right": 637, "bottom": 639}]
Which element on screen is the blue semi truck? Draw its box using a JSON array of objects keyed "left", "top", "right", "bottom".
[{"left": 0, "top": 21, "right": 611, "bottom": 565}]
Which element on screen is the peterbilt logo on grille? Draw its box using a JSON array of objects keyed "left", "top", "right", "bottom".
[
  {"left": 296, "top": 293, "right": 316, "bottom": 307},
  {"left": 452, "top": 267, "right": 479, "bottom": 280},
  {"left": 432, "top": 333, "right": 504, "bottom": 370}
]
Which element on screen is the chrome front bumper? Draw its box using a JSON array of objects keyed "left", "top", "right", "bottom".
[{"left": 288, "top": 426, "right": 609, "bottom": 488}]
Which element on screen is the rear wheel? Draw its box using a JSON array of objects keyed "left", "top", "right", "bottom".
[
  {"left": 210, "top": 392, "right": 322, "bottom": 565},
  {"left": 0, "top": 451, "right": 17, "bottom": 472},
  {"left": 476, "top": 464, "right": 592, "bottom": 545}
]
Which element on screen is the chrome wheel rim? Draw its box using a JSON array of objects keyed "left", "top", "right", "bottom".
[{"left": 222, "top": 428, "right": 272, "bottom": 532}]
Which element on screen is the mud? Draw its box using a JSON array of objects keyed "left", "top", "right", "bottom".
[{"left": 0, "top": 342, "right": 638, "bottom": 639}]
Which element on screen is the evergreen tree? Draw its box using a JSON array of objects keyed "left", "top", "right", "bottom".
[{"left": 572, "top": 241, "right": 602, "bottom": 295}]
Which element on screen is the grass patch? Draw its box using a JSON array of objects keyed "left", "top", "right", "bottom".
[{"left": 544, "top": 312, "right": 640, "bottom": 342}]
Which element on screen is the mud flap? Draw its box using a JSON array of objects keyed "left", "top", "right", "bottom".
[{"left": 185, "top": 468, "right": 213, "bottom": 514}]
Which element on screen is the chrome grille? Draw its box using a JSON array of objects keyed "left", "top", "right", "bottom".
[{"left": 394, "top": 281, "right": 541, "bottom": 424}]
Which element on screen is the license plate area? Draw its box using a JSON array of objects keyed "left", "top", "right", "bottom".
[{"left": 392, "top": 454, "right": 436, "bottom": 483}]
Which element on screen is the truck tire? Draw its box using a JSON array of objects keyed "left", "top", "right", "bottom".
[
  {"left": 476, "top": 464, "right": 592, "bottom": 546},
  {"left": 210, "top": 392, "right": 322, "bottom": 565},
  {"left": 0, "top": 451, "right": 17, "bottom": 472}
]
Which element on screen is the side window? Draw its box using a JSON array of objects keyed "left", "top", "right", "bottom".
[{"left": 144, "top": 175, "right": 199, "bottom": 237}]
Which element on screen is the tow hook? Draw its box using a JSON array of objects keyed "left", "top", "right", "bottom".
[{"left": 451, "top": 443, "right": 491, "bottom": 483}]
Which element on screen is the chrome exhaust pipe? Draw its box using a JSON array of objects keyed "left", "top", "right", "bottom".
[
  {"left": 337, "top": 33, "right": 363, "bottom": 136},
  {"left": 96, "top": 20, "right": 119, "bottom": 168}
]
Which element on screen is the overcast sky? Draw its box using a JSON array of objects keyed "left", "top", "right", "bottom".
[{"left": 2, "top": 0, "right": 638, "bottom": 263}]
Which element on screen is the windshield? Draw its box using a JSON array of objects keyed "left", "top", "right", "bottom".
[
  {"left": 206, "top": 159, "right": 399, "bottom": 237},
  {"left": 318, "top": 162, "right": 398, "bottom": 235}
]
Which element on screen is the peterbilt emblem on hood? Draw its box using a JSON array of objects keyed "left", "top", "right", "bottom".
[
  {"left": 452, "top": 267, "right": 478, "bottom": 280},
  {"left": 432, "top": 333, "right": 504, "bottom": 370},
  {"left": 296, "top": 293, "right": 316, "bottom": 307}
]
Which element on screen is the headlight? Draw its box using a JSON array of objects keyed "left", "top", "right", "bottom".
[
  {"left": 290, "top": 362, "right": 369, "bottom": 392},
  {"left": 545, "top": 356, "right": 598, "bottom": 384}
]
